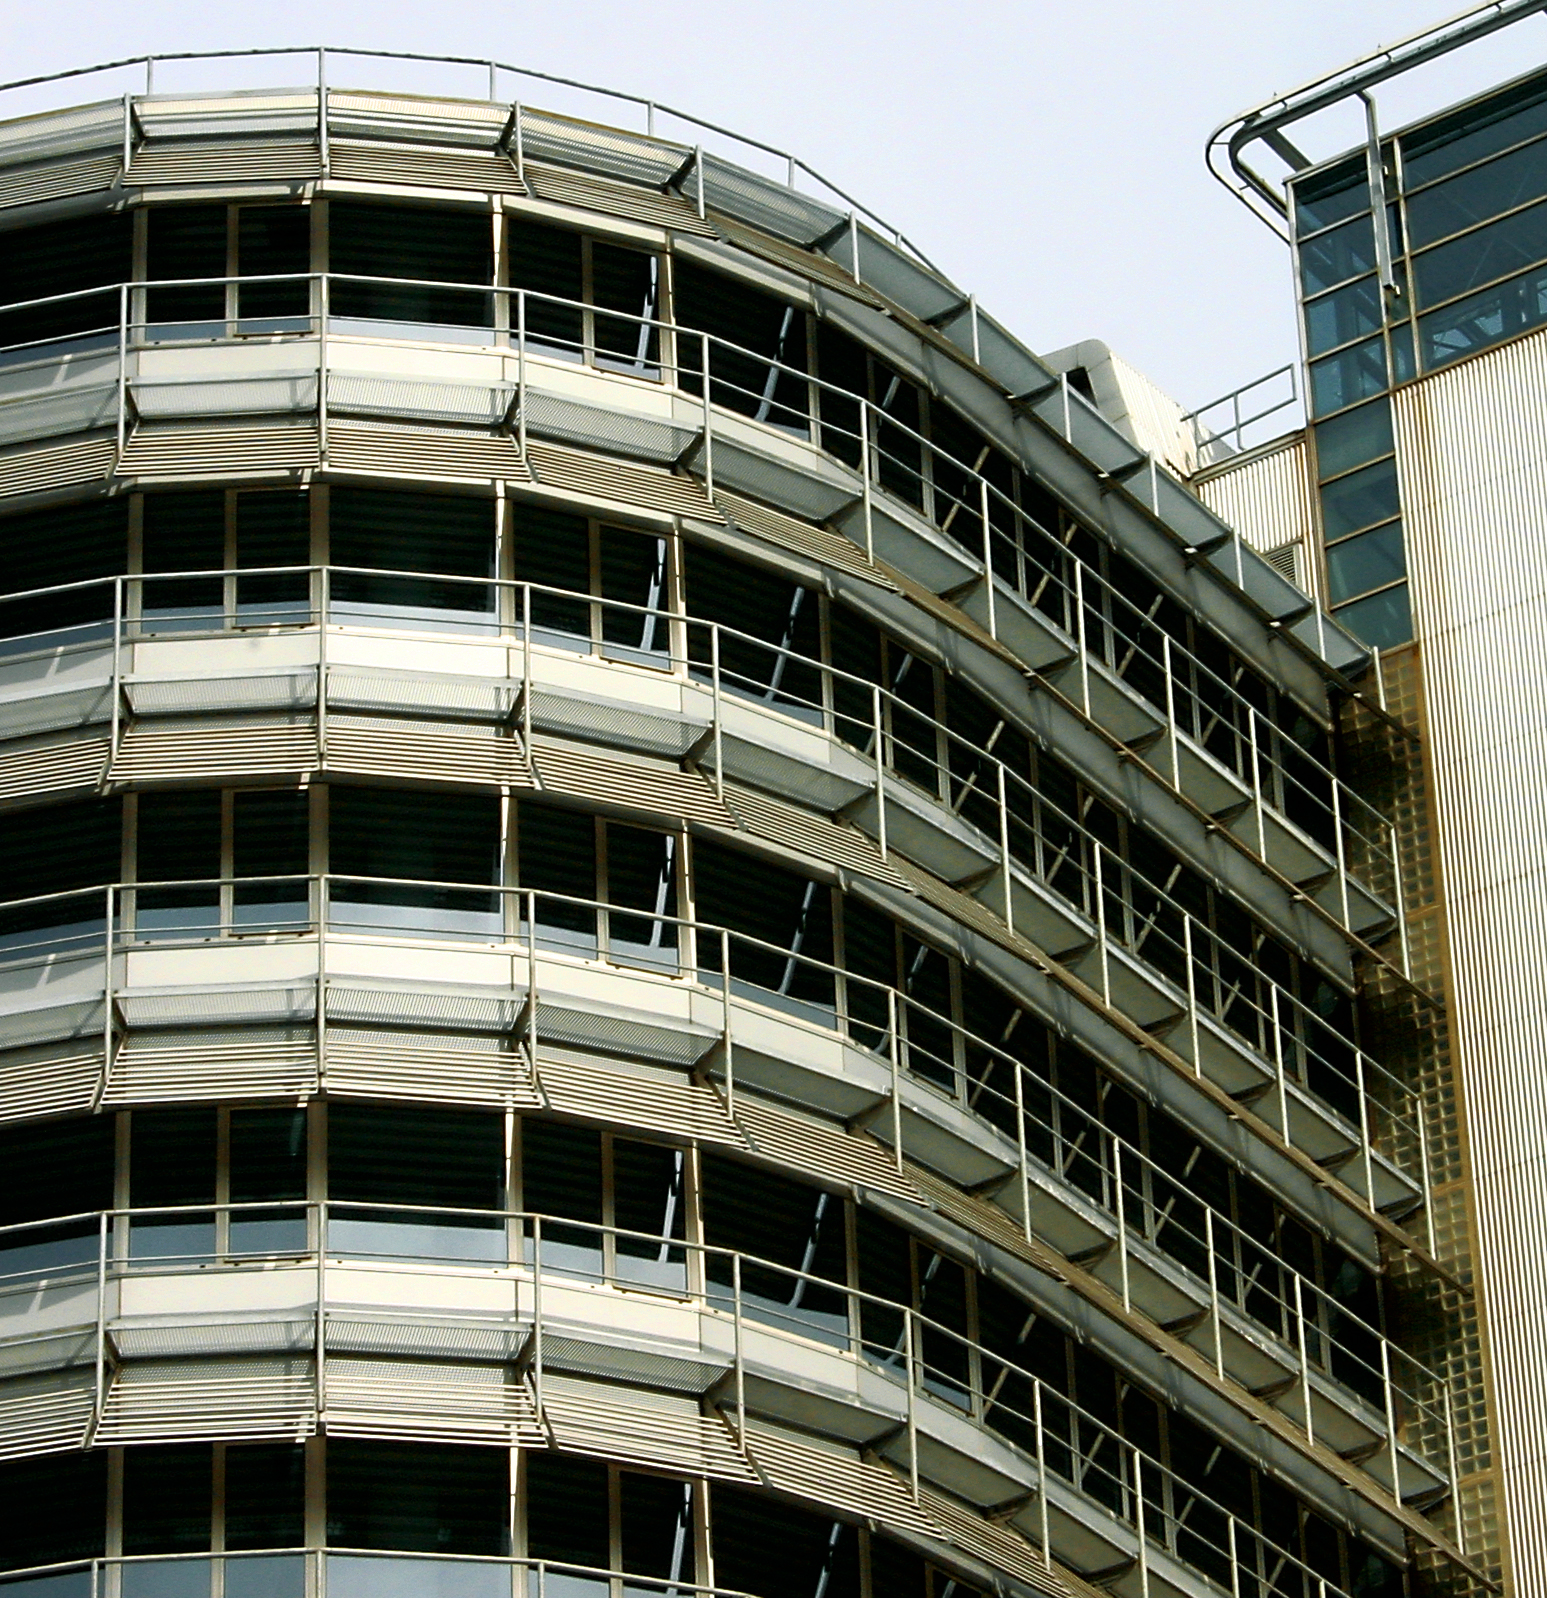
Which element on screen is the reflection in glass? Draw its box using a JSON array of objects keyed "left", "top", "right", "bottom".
[
  {"left": 1326, "top": 522, "right": 1407, "bottom": 605},
  {"left": 1332, "top": 583, "right": 1413, "bottom": 650},
  {"left": 1309, "top": 337, "right": 1387, "bottom": 417}
]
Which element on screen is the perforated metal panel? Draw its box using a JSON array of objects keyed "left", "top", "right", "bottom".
[
  {"left": 327, "top": 141, "right": 526, "bottom": 194},
  {"left": 0, "top": 434, "right": 115, "bottom": 498},
  {"left": 95, "top": 1358, "right": 317, "bottom": 1444},
  {"left": 543, "top": 1373, "right": 756, "bottom": 1479},
  {"left": 523, "top": 161, "right": 715, "bottom": 235},
  {"left": 0, "top": 1371, "right": 96, "bottom": 1459},
  {"left": 126, "top": 140, "right": 322, "bottom": 185},
  {"left": 322, "top": 1357, "right": 545, "bottom": 1445}
]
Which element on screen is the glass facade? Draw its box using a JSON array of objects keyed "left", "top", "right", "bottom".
[{"left": 1293, "top": 67, "right": 1547, "bottom": 650}]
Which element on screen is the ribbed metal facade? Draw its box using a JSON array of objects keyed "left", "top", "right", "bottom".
[{"left": 0, "top": 52, "right": 1469, "bottom": 1598}]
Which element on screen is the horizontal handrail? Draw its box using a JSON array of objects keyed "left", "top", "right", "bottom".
[
  {"left": 0, "top": 874, "right": 1440, "bottom": 1424},
  {"left": 0, "top": 269, "right": 1392, "bottom": 876},
  {"left": 0, "top": 1199, "right": 1433, "bottom": 1593}
]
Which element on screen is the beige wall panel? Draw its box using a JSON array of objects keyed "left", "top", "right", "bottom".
[
  {"left": 1195, "top": 436, "right": 1320, "bottom": 603},
  {"left": 1395, "top": 325, "right": 1547, "bottom": 1590}
]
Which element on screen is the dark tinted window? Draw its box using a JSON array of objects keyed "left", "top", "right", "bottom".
[
  {"left": 330, "top": 202, "right": 492, "bottom": 327},
  {"left": 326, "top": 1440, "right": 509, "bottom": 1555},
  {"left": 0, "top": 1452, "right": 107, "bottom": 1569},
  {"left": 0, "top": 212, "right": 133, "bottom": 349},
  {"left": 330, "top": 1103, "right": 504, "bottom": 1211}
]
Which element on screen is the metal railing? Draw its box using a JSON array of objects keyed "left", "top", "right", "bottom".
[
  {"left": 0, "top": 46, "right": 941, "bottom": 267},
  {"left": 1180, "top": 364, "right": 1302, "bottom": 461},
  {"left": 0, "top": 1201, "right": 1434, "bottom": 1594},
  {"left": 0, "top": 551, "right": 1419, "bottom": 1184},
  {"left": 0, "top": 268, "right": 1400, "bottom": 928},
  {"left": 0, "top": 873, "right": 1449, "bottom": 1479}
]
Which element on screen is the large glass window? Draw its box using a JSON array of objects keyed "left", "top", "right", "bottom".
[
  {"left": 328, "top": 785, "right": 501, "bottom": 938},
  {"left": 0, "top": 797, "right": 119, "bottom": 956},
  {"left": 710, "top": 1484, "right": 860, "bottom": 1598},
  {"left": 0, "top": 211, "right": 132, "bottom": 355},
  {"left": 0, "top": 1115, "right": 113, "bottom": 1280},
  {"left": 326, "top": 1440, "right": 510, "bottom": 1554},
  {"left": 328, "top": 1103, "right": 505, "bottom": 1263},
  {"left": 0, "top": 1452, "right": 106, "bottom": 1573},
  {"left": 506, "top": 218, "right": 660, "bottom": 376},
  {"left": 1412, "top": 194, "right": 1547, "bottom": 308},
  {"left": 0, "top": 498, "right": 126, "bottom": 645},
  {"left": 328, "top": 201, "right": 493, "bottom": 332},
  {"left": 674, "top": 259, "right": 808, "bottom": 430},
  {"left": 328, "top": 487, "right": 495, "bottom": 631}
]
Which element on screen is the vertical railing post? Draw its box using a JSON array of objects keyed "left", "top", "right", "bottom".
[
  {"left": 317, "top": 49, "right": 329, "bottom": 177},
  {"left": 700, "top": 332, "right": 714, "bottom": 496},
  {"left": 1072, "top": 558, "right": 1091, "bottom": 717},
  {"left": 1247, "top": 709, "right": 1267, "bottom": 861},
  {"left": 1092, "top": 845, "right": 1111, "bottom": 1006},
  {"left": 996, "top": 762, "right": 1014, "bottom": 937},
  {"left": 512, "top": 102, "right": 525, "bottom": 182},
  {"left": 903, "top": 1310, "right": 919, "bottom": 1502},
  {"left": 1418, "top": 1107, "right": 1436, "bottom": 1257},
  {"left": 888, "top": 986, "right": 903, "bottom": 1174},
  {"left": 121, "top": 90, "right": 133, "bottom": 174},
  {"left": 527, "top": 889, "right": 539, "bottom": 1072},
  {"left": 517, "top": 291, "right": 528, "bottom": 456},
  {"left": 1182, "top": 914, "right": 1200, "bottom": 1075},
  {"left": 1330, "top": 770, "right": 1352, "bottom": 931},
  {"left": 532, "top": 1213, "right": 545, "bottom": 1415},
  {"left": 522, "top": 582, "right": 533, "bottom": 756},
  {"left": 1133, "top": 1441, "right": 1151, "bottom": 1598},
  {"left": 317, "top": 566, "right": 330, "bottom": 767},
  {"left": 315, "top": 1198, "right": 327, "bottom": 1419},
  {"left": 1112, "top": 1137, "right": 1131, "bottom": 1313},
  {"left": 710, "top": 625, "right": 724, "bottom": 798},
  {"left": 116, "top": 282, "right": 129, "bottom": 457},
  {"left": 1293, "top": 1273, "right": 1316, "bottom": 1448},
  {"left": 487, "top": 60, "right": 498, "bottom": 101},
  {"left": 1270, "top": 984, "right": 1290, "bottom": 1149},
  {"left": 693, "top": 146, "right": 706, "bottom": 217},
  {"left": 1014, "top": 1059, "right": 1032, "bottom": 1245},
  {"left": 1444, "top": 1385, "right": 1464, "bottom": 1554},
  {"left": 979, "top": 476, "right": 997, "bottom": 640},
  {"left": 859, "top": 402, "right": 874, "bottom": 562},
  {"left": 110, "top": 576, "right": 124, "bottom": 759},
  {"left": 1355, "top": 1049, "right": 1377, "bottom": 1212},
  {"left": 1227, "top": 1517, "right": 1241, "bottom": 1598},
  {"left": 1205, "top": 1206, "right": 1225, "bottom": 1379},
  {"left": 94, "top": 1210, "right": 108, "bottom": 1421},
  {"left": 872, "top": 684, "right": 887, "bottom": 860},
  {"left": 1162, "top": 633, "right": 1182, "bottom": 792},
  {"left": 721, "top": 928, "right": 734, "bottom": 1115},
  {"left": 317, "top": 273, "right": 330, "bottom": 465},
  {"left": 732, "top": 1251, "right": 745, "bottom": 1445},
  {"left": 1034, "top": 1380, "right": 1050, "bottom": 1564},
  {"left": 1379, "top": 1334, "right": 1401, "bottom": 1501}
]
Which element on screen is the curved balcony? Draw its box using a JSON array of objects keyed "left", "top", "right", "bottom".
[
  {"left": 0, "top": 562, "right": 1426, "bottom": 1223},
  {"left": 0, "top": 1201, "right": 1421, "bottom": 1597},
  {"left": 0, "top": 870, "right": 1450, "bottom": 1501},
  {"left": 0, "top": 270, "right": 1399, "bottom": 941}
]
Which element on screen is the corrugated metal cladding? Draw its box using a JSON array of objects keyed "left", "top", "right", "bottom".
[
  {"left": 1194, "top": 436, "right": 1321, "bottom": 605},
  {"left": 1395, "top": 324, "right": 1547, "bottom": 1596}
]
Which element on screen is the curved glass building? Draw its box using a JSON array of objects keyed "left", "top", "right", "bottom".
[{"left": 0, "top": 50, "right": 1471, "bottom": 1598}]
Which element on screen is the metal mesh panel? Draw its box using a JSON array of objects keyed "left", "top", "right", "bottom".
[
  {"left": 326, "top": 141, "right": 525, "bottom": 194},
  {"left": 523, "top": 161, "right": 714, "bottom": 235},
  {"left": 517, "top": 113, "right": 684, "bottom": 189},
  {"left": 0, "top": 435, "right": 115, "bottom": 499},
  {"left": 523, "top": 395, "right": 697, "bottom": 467},
  {"left": 328, "top": 374, "right": 515, "bottom": 429},
  {"left": 95, "top": 1357, "right": 317, "bottom": 1444},
  {"left": 0, "top": 733, "right": 110, "bottom": 805},
  {"left": 119, "top": 424, "right": 321, "bottom": 479}
]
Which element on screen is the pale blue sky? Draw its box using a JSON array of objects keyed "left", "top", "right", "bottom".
[{"left": 3, "top": 0, "right": 1543, "bottom": 410}]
